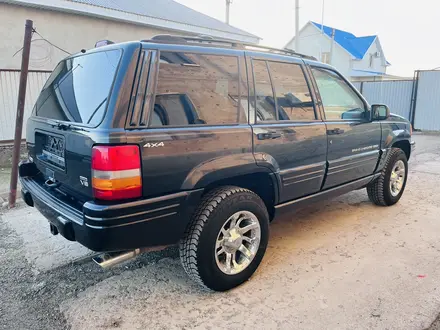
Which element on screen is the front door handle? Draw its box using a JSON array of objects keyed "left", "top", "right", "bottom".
[
  {"left": 257, "top": 132, "right": 282, "bottom": 140},
  {"left": 327, "top": 128, "right": 345, "bottom": 135}
]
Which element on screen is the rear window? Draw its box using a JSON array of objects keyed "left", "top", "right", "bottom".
[{"left": 33, "top": 49, "right": 122, "bottom": 126}]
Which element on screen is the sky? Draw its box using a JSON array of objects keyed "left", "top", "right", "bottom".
[{"left": 176, "top": 0, "right": 440, "bottom": 77}]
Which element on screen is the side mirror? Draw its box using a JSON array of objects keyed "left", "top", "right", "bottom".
[{"left": 372, "top": 104, "right": 390, "bottom": 121}]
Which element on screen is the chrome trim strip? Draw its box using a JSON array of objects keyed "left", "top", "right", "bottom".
[
  {"left": 275, "top": 173, "right": 380, "bottom": 210},
  {"left": 327, "top": 162, "right": 378, "bottom": 176},
  {"left": 279, "top": 162, "right": 326, "bottom": 176},
  {"left": 328, "top": 156, "right": 378, "bottom": 172},
  {"left": 283, "top": 174, "right": 323, "bottom": 186},
  {"left": 85, "top": 212, "right": 177, "bottom": 229},
  {"left": 282, "top": 169, "right": 324, "bottom": 181},
  {"left": 84, "top": 203, "right": 180, "bottom": 222},
  {"left": 330, "top": 150, "right": 378, "bottom": 163},
  {"left": 83, "top": 190, "right": 191, "bottom": 213}
]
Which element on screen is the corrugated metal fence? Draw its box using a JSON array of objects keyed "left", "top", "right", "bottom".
[
  {"left": 413, "top": 70, "right": 440, "bottom": 131},
  {"left": 353, "top": 80, "right": 414, "bottom": 120},
  {"left": 352, "top": 82, "right": 362, "bottom": 91},
  {"left": 354, "top": 71, "right": 440, "bottom": 130},
  {"left": 0, "top": 69, "right": 51, "bottom": 141}
]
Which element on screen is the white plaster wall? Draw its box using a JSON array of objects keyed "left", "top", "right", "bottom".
[
  {"left": 351, "top": 39, "right": 387, "bottom": 74},
  {"left": 0, "top": 3, "right": 188, "bottom": 71}
]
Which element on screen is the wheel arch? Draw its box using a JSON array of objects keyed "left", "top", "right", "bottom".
[
  {"left": 180, "top": 154, "right": 281, "bottom": 221},
  {"left": 392, "top": 139, "right": 411, "bottom": 160},
  {"left": 202, "top": 172, "right": 279, "bottom": 221}
]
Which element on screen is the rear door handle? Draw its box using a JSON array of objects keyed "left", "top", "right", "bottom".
[
  {"left": 257, "top": 132, "right": 282, "bottom": 140},
  {"left": 327, "top": 128, "right": 345, "bottom": 135}
]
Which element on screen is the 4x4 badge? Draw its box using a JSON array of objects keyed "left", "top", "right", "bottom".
[{"left": 144, "top": 142, "right": 165, "bottom": 148}]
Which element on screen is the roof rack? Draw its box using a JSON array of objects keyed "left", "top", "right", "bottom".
[{"left": 142, "top": 35, "right": 317, "bottom": 61}]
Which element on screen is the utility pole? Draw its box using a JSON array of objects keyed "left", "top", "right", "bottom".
[
  {"left": 319, "top": 0, "right": 325, "bottom": 61},
  {"left": 9, "top": 19, "right": 33, "bottom": 208},
  {"left": 226, "top": 0, "right": 232, "bottom": 24},
  {"left": 329, "top": 27, "right": 335, "bottom": 65},
  {"left": 294, "top": 0, "right": 300, "bottom": 51}
]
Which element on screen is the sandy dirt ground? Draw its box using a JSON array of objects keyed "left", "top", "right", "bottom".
[{"left": 1, "top": 133, "right": 440, "bottom": 330}]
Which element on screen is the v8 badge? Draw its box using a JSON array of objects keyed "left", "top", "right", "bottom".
[{"left": 79, "top": 176, "right": 89, "bottom": 187}]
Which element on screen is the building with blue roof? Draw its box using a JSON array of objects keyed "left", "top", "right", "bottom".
[{"left": 285, "top": 21, "right": 391, "bottom": 81}]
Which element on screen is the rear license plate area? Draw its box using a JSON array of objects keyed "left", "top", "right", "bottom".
[{"left": 36, "top": 133, "right": 66, "bottom": 170}]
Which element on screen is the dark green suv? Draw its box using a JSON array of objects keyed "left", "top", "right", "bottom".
[{"left": 19, "top": 36, "right": 414, "bottom": 291}]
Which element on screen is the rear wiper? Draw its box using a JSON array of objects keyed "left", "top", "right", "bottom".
[
  {"left": 87, "top": 97, "right": 107, "bottom": 125},
  {"left": 47, "top": 120, "right": 87, "bottom": 132}
]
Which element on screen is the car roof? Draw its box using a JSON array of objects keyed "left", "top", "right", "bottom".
[
  {"left": 140, "top": 35, "right": 316, "bottom": 60},
  {"left": 87, "top": 37, "right": 323, "bottom": 67}
]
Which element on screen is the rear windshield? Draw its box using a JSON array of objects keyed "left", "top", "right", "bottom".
[{"left": 33, "top": 49, "right": 122, "bottom": 126}]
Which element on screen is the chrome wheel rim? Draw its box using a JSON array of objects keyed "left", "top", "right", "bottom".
[
  {"left": 390, "top": 160, "right": 406, "bottom": 197},
  {"left": 215, "top": 211, "right": 261, "bottom": 275}
]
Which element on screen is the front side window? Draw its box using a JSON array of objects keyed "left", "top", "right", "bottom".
[
  {"left": 312, "top": 67, "right": 366, "bottom": 120},
  {"left": 267, "top": 61, "right": 315, "bottom": 121},
  {"left": 151, "top": 52, "right": 243, "bottom": 126}
]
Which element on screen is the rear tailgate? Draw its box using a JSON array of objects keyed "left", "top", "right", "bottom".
[
  {"left": 31, "top": 127, "right": 94, "bottom": 200},
  {"left": 26, "top": 48, "right": 123, "bottom": 201}
]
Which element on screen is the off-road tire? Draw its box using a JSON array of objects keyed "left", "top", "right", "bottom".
[
  {"left": 367, "top": 148, "right": 408, "bottom": 206},
  {"left": 179, "top": 186, "right": 269, "bottom": 291}
]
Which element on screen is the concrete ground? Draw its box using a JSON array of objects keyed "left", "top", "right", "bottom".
[
  {"left": 0, "top": 167, "right": 13, "bottom": 200},
  {"left": 1, "top": 133, "right": 440, "bottom": 330}
]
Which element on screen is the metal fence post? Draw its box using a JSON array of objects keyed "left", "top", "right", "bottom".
[
  {"left": 8, "top": 19, "right": 33, "bottom": 208},
  {"left": 409, "top": 70, "right": 420, "bottom": 128}
]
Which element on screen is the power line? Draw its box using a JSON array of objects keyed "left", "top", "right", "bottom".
[
  {"left": 12, "top": 28, "right": 71, "bottom": 58},
  {"left": 13, "top": 38, "right": 45, "bottom": 57},
  {"left": 33, "top": 30, "right": 71, "bottom": 55},
  {"left": 298, "top": 32, "right": 324, "bottom": 39},
  {"left": 12, "top": 29, "right": 35, "bottom": 57}
]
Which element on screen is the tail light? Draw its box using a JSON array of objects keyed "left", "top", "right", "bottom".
[{"left": 91, "top": 145, "right": 142, "bottom": 200}]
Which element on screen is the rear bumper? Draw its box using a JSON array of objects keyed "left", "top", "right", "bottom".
[
  {"left": 19, "top": 165, "right": 203, "bottom": 252},
  {"left": 410, "top": 140, "right": 416, "bottom": 153}
]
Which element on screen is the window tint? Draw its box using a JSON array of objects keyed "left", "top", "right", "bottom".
[
  {"left": 312, "top": 67, "right": 366, "bottom": 120},
  {"left": 152, "top": 52, "right": 243, "bottom": 126},
  {"left": 268, "top": 61, "right": 315, "bottom": 121},
  {"left": 253, "top": 60, "right": 277, "bottom": 121},
  {"left": 34, "top": 50, "right": 121, "bottom": 126}
]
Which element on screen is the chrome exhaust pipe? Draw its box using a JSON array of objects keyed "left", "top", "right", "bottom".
[{"left": 92, "top": 246, "right": 169, "bottom": 269}]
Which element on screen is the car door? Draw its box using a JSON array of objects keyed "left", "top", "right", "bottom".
[
  {"left": 250, "top": 54, "right": 327, "bottom": 203},
  {"left": 125, "top": 48, "right": 254, "bottom": 198},
  {"left": 310, "top": 66, "right": 381, "bottom": 189}
]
